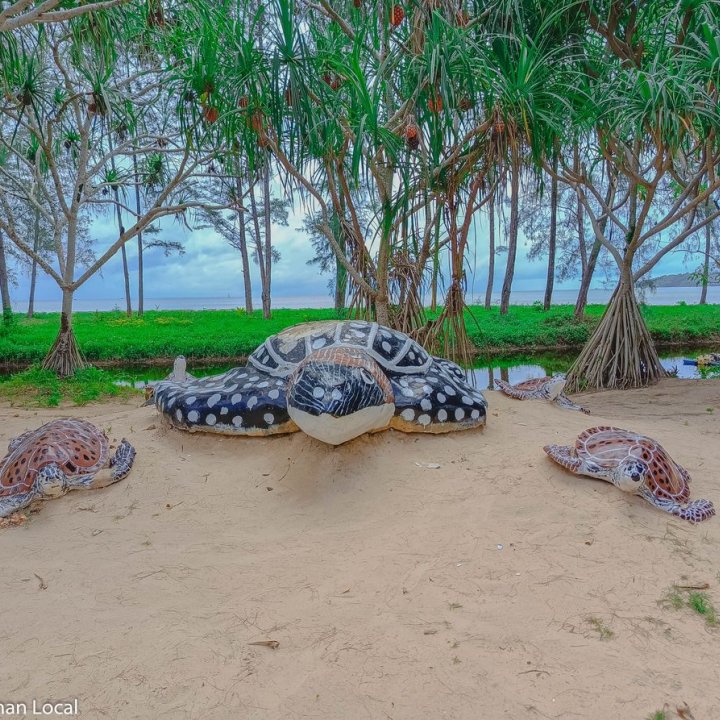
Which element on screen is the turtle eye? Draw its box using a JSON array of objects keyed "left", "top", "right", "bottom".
[{"left": 360, "top": 369, "right": 375, "bottom": 385}]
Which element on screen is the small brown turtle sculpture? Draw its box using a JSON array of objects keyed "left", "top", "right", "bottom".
[
  {"left": 0, "top": 418, "right": 136, "bottom": 518},
  {"left": 544, "top": 426, "right": 715, "bottom": 523},
  {"left": 494, "top": 374, "right": 589, "bottom": 413}
]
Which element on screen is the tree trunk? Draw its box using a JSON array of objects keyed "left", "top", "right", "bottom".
[
  {"left": 248, "top": 174, "right": 267, "bottom": 312},
  {"left": 430, "top": 244, "right": 439, "bottom": 313},
  {"left": 335, "top": 231, "right": 347, "bottom": 311},
  {"left": 27, "top": 205, "right": 41, "bottom": 319},
  {"left": 500, "top": 147, "right": 520, "bottom": 315},
  {"left": 41, "top": 288, "right": 86, "bottom": 376},
  {"left": 484, "top": 196, "right": 495, "bottom": 310},
  {"left": 109, "top": 154, "right": 132, "bottom": 316},
  {"left": 0, "top": 230, "right": 12, "bottom": 324},
  {"left": 375, "top": 198, "right": 392, "bottom": 326},
  {"left": 543, "top": 162, "right": 558, "bottom": 310},
  {"left": 574, "top": 239, "right": 601, "bottom": 318},
  {"left": 574, "top": 166, "right": 612, "bottom": 319},
  {"left": 233, "top": 176, "right": 253, "bottom": 313},
  {"left": 132, "top": 154, "right": 144, "bottom": 317},
  {"left": 430, "top": 209, "right": 441, "bottom": 313},
  {"left": 565, "top": 267, "right": 666, "bottom": 392},
  {"left": 700, "top": 218, "right": 711, "bottom": 305},
  {"left": 121, "top": 244, "right": 132, "bottom": 316},
  {"left": 261, "top": 150, "right": 272, "bottom": 319}
]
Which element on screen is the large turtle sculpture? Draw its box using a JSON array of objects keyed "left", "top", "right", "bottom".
[
  {"left": 0, "top": 418, "right": 136, "bottom": 518},
  {"left": 494, "top": 374, "right": 589, "bottom": 413},
  {"left": 544, "top": 426, "right": 715, "bottom": 523},
  {"left": 152, "top": 320, "right": 487, "bottom": 445}
]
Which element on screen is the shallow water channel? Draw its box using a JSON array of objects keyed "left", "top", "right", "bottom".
[{"left": 97, "top": 346, "right": 718, "bottom": 391}]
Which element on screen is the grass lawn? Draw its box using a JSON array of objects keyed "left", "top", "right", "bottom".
[
  {"left": 1, "top": 303, "right": 719, "bottom": 367},
  {"left": 1, "top": 303, "right": 718, "bottom": 407},
  {"left": 0, "top": 366, "right": 139, "bottom": 406}
]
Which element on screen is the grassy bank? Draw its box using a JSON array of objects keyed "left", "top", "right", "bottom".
[
  {"left": 0, "top": 367, "right": 139, "bottom": 406},
  {"left": 1, "top": 303, "right": 719, "bottom": 367}
]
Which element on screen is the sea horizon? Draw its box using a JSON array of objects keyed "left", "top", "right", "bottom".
[{"left": 11, "top": 285, "right": 720, "bottom": 313}]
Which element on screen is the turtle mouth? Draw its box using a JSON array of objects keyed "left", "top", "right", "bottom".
[{"left": 287, "top": 402, "right": 396, "bottom": 446}]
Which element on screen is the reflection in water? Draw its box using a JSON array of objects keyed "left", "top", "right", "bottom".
[
  {"left": 466, "top": 356, "right": 698, "bottom": 390},
  {"left": 1, "top": 353, "right": 714, "bottom": 391}
]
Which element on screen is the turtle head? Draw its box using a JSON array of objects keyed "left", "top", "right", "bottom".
[
  {"left": 34, "top": 464, "right": 69, "bottom": 499},
  {"left": 286, "top": 347, "right": 395, "bottom": 445},
  {"left": 612, "top": 457, "right": 647, "bottom": 494},
  {"left": 545, "top": 374, "right": 567, "bottom": 400}
]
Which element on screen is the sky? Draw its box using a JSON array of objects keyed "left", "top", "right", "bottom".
[{"left": 5, "top": 203, "right": 706, "bottom": 312}]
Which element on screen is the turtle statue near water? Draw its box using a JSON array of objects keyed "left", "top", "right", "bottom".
[
  {"left": 152, "top": 320, "right": 487, "bottom": 445},
  {"left": 494, "top": 374, "right": 589, "bottom": 413},
  {"left": 0, "top": 418, "right": 136, "bottom": 518},
  {"left": 544, "top": 426, "right": 715, "bottom": 523}
]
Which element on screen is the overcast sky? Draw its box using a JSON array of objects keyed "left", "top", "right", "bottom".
[{"left": 6, "top": 205, "right": 701, "bottom": 311}]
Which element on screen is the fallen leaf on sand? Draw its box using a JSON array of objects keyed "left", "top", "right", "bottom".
[
  {"left": 34, "top": 573, "right": 47, "bottom": 590},
  {"left": 676, "top": 702, "right": 695, "bottom": 720},
  {"left": 673, "top": 583, "right": 709, "bottom": 591},
  {"left": 0, "top": 513, "right": 28, "bottom": 529},
  {"left": 248, "top": 640, "right": 279, "bottom": 650}
]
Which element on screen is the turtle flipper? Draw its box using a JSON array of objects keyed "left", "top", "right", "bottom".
[
  {"left": 388, "top": 367, "right": 486, "bottom": 433},
  {"left": 155, "top": 367, "right": 296, "bottom": 435},
  {"left": 0, "top": 491, "right": 37, "bottom": 518},
  {"left": 493, "top": 378, "right": 527, "bottom": 399},
  {"left": 543, "top": 444, "right": 584, "bottom": 473},
  {"left": 109, "top": 439, "right": 136, "bottom": 481},
  {"left": 640, "top": 487, "right": 715, "bottom": 523},
  {"left": 8, "top": 429, "right": 34, "bottom": 453},
  {"left": 553, "top": 393, "right": 590, "bottom": 414}
]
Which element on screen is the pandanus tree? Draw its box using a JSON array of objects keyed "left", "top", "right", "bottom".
[
  {"left": 477, "top": 0, "right": 582, "bottom": 316},
  {"left": 555, "top": 0, "right": 720, "bottom": 391},
  {"left": 286, "top": 0, "right": 514, "bottom": 352},
  {"left": 0, "top": 7, "right": 230, "bottom": 375},
  {"left": 173, "top": 0, "right": 504, "bottom": 349}
]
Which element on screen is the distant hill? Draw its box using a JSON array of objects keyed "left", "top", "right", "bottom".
[{"left": 647, "top": 272, "right": 720, "bottom": 288}]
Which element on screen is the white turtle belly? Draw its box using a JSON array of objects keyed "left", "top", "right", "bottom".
[{"left": 287, "top": 403, "right": 395, "bottom": 446}]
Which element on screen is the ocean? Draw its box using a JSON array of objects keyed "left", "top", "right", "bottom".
[{"left": 13, "top": 285, "right": 720, "bottom": 313}]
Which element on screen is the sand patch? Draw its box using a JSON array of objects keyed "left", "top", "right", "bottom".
[{"left": 1, "top": 379, "right": 719, "bottom": 718}]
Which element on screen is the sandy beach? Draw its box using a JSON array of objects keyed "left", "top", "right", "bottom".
[{"left": 1, "top": 379, "right": 718, "bottom": 719}]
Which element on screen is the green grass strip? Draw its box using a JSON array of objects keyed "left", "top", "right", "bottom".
[{"left": 1, "top": 303, "right": 719, "bottom": 366}]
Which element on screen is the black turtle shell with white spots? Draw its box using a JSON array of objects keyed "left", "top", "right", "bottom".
[
  {"left": 153, "top": 320, "right": 487, "bottom": 436},
  {"left": 249, "top": 321, "right": 433, "bottom": 377}
]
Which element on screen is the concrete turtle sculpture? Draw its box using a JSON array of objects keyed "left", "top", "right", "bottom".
[
  {"left": 494, "top": 374, "right": 589, "bottom": 413},
  {"left": 152, "top": 320, "right": 487, "bottom": 445},
  {"left": 544, "top": 426, "right": 715, "bottom": 523},
  {"left": 0, "top": 418, "right": 136, "bottom": 518}
]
